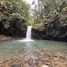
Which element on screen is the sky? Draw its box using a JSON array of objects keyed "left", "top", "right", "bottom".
[
  {"left": 24, "top": 0, "right": 38, "bottom": 9},
  {"left": 24, "top": 0, "right": 34, "bottom": 4},
  {"left": 23, "top": 0, "right": 38, "bottom": 15},
  {"left": 24, "top": 0, "right": 38, "bottom": 5}
]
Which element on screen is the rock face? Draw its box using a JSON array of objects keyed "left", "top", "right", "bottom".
[{"left": 32, "top": 28, "right": 47, "bottom": 39}]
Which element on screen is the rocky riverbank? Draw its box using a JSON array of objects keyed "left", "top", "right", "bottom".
[
  {"left": 0, "top": 35, "right": 15, "bottom": 41},
  {"left": 0, "top": 50, "right": 67, "bottom": 67},
  {"left": 0, "top": 34, "right": 26, "bottom": 41}
]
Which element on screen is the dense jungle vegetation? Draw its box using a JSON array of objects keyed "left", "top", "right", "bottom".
[{"left": 0, "top": 0, "right": 67, "bottom": 41}]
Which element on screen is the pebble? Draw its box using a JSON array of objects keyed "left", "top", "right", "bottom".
[{"left": 42, "top": 65, "right": 49, "bottom": 67}]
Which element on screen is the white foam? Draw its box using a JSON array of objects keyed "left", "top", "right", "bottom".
[{"left": 18, "top": 39, "right": 34, "bottom": 42}]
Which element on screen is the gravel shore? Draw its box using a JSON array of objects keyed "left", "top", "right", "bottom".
[{"left": 0, "top": 50, "right": 67, "bottom": 67}]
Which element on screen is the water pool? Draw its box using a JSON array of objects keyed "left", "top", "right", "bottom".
[
  {"left": 0, "top": 40, "right": 67, "bottom": 67},
  {"left": 0, "top": 40, "right": 67, "bottom": 59}
]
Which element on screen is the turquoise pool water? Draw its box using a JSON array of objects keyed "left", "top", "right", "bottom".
[{"left": 0, "top": 40, "right": 67, "bottom": 60}]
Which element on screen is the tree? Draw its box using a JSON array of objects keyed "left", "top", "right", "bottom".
[
  {"left": 0, "top": 0, "right": 30, "bottom": 36},
  {"left": 33, "top": 0, "right": 67, "bottom": 40}
]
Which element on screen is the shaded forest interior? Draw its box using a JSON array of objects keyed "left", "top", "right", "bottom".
[{"left": 0, "top": 0, "right": 67, "bottom": 41}]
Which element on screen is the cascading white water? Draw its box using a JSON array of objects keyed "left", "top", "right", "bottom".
[
  {"left": 26, "top": 26, "right": 32, "bottom": 40},
  {"left": 19, "top": 26, "right": 33, "bottom": 42}
]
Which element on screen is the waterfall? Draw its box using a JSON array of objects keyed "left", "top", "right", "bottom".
[
  {"left": 19, "top": 26, "right": 33, "bottom": 42},
  {"left": 26, "top": 26, "right": 32, "bottom": 40}
]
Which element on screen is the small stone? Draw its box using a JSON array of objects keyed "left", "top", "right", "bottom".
[
  {"left": 42, "top": 65, "right": 49, "bottom": 67},
  {"left": 11, "top": 64, "right": 21, "bottom": 67},
  {"left": 54, "top": 58, "right": 57, "bottom": 60}
]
